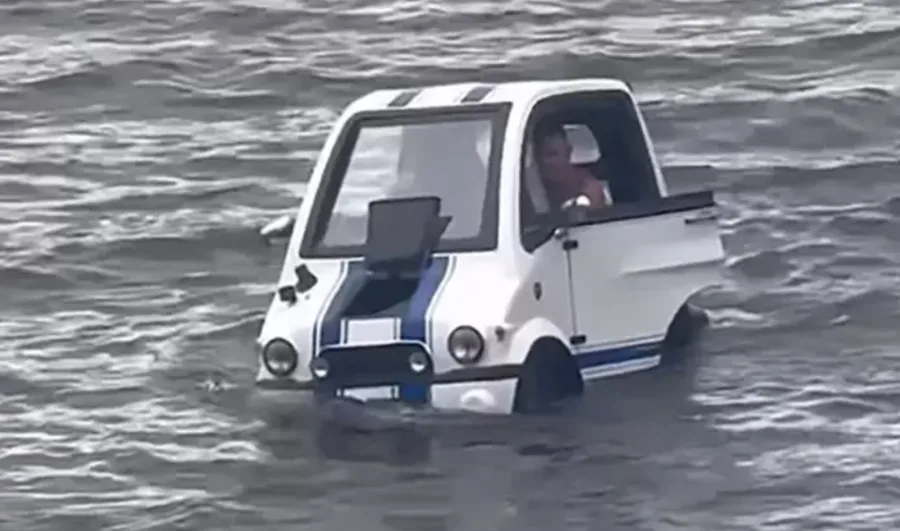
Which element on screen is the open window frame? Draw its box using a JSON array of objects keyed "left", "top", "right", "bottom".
[{"left": 518, "top": 89, "right": 715, "bottom": 253}]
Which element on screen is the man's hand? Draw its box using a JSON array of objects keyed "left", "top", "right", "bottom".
[{"left": 581, "top": 178, "right": 609, "bottom": 207}]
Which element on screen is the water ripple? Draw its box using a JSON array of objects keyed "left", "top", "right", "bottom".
[{"left": 1, "top": 0, "right": 900, "bottom": 528}]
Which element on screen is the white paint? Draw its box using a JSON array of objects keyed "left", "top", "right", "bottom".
[
  {"left": 344, "top": 318, "right": 399, "bottom": 343},
  {"left": 459, "top": 388, "right": 498, "bottom": 413},
  {"left": 343, "top": 386, "right": 394, "bottom": 402}
]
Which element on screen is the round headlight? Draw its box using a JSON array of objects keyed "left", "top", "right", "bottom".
[
  {"left": 262, "top": 339, "right": 298, "bottom": 377},
  {"left": 408, "top": 350, "right": 429, "bottom": 373},
  {"left": 309, "top": 357, "right": 330, "bottom": 379},
  {"left": 447, "top": 326, "right": 484, "bottom": 364}
]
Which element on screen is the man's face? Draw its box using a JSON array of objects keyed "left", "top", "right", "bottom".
[{"left": 536, "top": 133, "right": 572, "bottom": 181}]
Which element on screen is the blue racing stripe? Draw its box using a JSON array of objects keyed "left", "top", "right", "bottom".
[
  {"left": 399, "top": 256, "right": 451, "bottom": 402},
  {"left": 311, "top": 256, "right": 452, "bottom": 405},
  {"left": 399, "top": 256, "right": 450, "bottom": 344}
]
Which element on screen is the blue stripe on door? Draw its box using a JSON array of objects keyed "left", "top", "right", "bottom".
[{"left": 575, "top": 341, "right": 662, "bottom": 369}]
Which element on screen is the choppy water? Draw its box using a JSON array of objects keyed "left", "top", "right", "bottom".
[{"left": 2, "top": 0, "right": 900, "bottom": 529}]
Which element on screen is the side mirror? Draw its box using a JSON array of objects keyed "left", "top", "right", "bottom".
[
  {"left": 260, "top": 214, "right": 295, "bottom": 245},
  {"left": 559, "top": 194, "right": 592, "bottom": 225}
]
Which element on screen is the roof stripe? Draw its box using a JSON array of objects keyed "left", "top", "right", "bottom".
[
  {"left": 386, "top": 89, "right": 421, "bottom": 107},
  {"left": 460, "top": 84, "right": 495, "bottom": 103},
  {"left": 407, "top": 84, "right": 471, "bottom": 107},
  {"left": 353, "top": 89, "right": 405, "bottom": 110}
]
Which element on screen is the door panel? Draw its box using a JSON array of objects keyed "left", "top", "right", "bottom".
[
  {"left": 512, "top": 241, "right": 577, "bottom": 339},
  {"left": 565, "top": 192, "right": 725, "bottom": 347}
]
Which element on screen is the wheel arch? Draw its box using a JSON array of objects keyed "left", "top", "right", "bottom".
[
  {"left": 662, "top": 297, "right": 710, "bottom": 350},
  {"left": 511, "top": 331, "right": 584, "bottom": 413}
]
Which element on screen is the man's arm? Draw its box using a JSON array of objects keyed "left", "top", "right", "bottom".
[{"left": 581, "top": 176, "right": 609, "bottom": 206}]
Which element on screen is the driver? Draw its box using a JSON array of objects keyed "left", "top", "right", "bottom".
[{"left": 532, "top": 120, "right": 609, "bottom": 208}]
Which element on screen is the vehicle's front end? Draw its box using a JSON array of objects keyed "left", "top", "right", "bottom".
[
  {"left": 252, "top": 92, "right": 523, "bottom": 415},
  {"left": 253, "top": 254, "right": 524, "bottom": 415}
]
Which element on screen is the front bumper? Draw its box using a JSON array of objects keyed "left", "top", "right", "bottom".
[{"left": 255, "top": 359, "right": 522, "bottom": 415}]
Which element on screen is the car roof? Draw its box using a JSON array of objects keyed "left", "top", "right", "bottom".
[{"left": 343, "top": 78, "right": 633, "bottom": 114}]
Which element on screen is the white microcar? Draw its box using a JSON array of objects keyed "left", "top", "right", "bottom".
[{"left": 254, "top": 78, "right": 726, "bottom": 415}]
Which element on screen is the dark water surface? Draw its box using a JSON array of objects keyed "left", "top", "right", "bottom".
[{"left": 2, "top": 0, "right": 900, "bottom": 529}]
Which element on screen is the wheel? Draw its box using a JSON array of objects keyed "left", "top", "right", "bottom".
[
  {"left": 513, "top": 363, "right": 551, "bottom": 414},
  {"left": 512, "top": 340, "right": 583, "bottom": 414},
  {"left": 663, "top": 303, "right": 709, "bottom": 349}
]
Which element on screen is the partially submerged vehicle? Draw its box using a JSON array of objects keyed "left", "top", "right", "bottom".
[{"left": 255, "top": 78, "right": 725, "bottom": 415}]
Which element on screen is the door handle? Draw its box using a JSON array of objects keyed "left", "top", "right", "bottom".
[{"left": 684, "top": 210, "right": 718, "bottom": 225}]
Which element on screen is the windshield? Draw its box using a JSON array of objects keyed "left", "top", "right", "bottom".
[{"left": 302, "top": 107, "right": 507, "bottom": 257}]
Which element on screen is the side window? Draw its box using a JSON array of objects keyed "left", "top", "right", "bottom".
[
  {"left": 519, "top": 125, "right": 554, "bottom": 253},
  {"left": 596, "top": 93, "right": 662, "bottom": 202},
  {"left": 540, "top": 99, "right": 663, "bottom": 207},
  {"left": 518, "top": 118, "right": 609, "bottom": 253},
  {"left": 562, "top": 122, "right": 612, "bottom": 203},
  {"left": 518, "top": 90, "right": 663, "bottom": 250}
]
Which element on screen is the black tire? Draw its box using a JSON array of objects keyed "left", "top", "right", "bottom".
[
  {"left": 513, "top": 340, "right": 583, "bottom": 414},
  {"left": 663, "top": 303, "right": 709, "bottom": 349},
  {"left": 513, "top": 363, "right": 550, "bottom": 414}
]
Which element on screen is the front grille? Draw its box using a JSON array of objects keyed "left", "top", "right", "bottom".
[{"left": 316, "top": 343, "right": 433, "bottom": 389}]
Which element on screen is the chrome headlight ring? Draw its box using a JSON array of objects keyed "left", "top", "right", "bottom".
[
  {"left": 447, "top": 325, "right": 485, "bottom": 364},
  {"left": 262, "top": 338, "right": 299, "bottom": 377}
]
